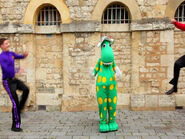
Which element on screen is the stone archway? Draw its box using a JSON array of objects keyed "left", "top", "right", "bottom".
[
  {"left": 91, "top": 0, "right": 142, "bottom": 22},
  {"left": 165, "top": 0, "right": 185, "bottom": 18},
  {"left": 24, "top": 0, "right": 71, "bottom": 25}
]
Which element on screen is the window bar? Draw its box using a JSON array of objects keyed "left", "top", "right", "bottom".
[
  {"left": 115, "top": 5, "right": 117, "bottom": 24},
  {"left": 124, "top": 7, "right": 126, "bottom": 23},
  {"left": 119, "top": 5, "right": 120, "bottom": 23},
  {"left": 182, "top": 5, "right": 184, "bottom": 22},
  {"left": 44, "top": 9, "right": 46, "bottom": 26},
  {"left": 40, "top": 10, "right": 42, "bottom": 25},
  {"left": 102, "top": 12, "right": 104, "bottom": 24},
  {"left": 184, "top": 4, "right": 185, "bottom": 21},
  {"left": 107, "top": 8, "right": 108, "bottom": 24},
  {"left": 48, "top": 7, "right": 51, "bottom": 25},
  {"left": 177, "top": 7, "right": 179, "bottom": 21},
  {"left": 42, "top": 10, "right": 44, "bottom": 26},
  {"left": 183, "top": 4, "right": 184, "bottom": 22},
  {"left": 111, "top": 6, "right": 113, "bottom": 24},
  {"left": 56, "top": 10, "right": 58, "bottom": 25},
  {"left": 51, "top": 7, "right": 53, "bottom": 25},
  {"left": 53, "top": 8, "right": 55, "bottom": 25}
]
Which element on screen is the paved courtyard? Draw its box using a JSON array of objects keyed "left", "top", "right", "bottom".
[{"left": 0, "top": 109, "right": 185, "bottom": 139}]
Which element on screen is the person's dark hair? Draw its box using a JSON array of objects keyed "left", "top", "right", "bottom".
[{"left": 0, "top": 38, "right": 7, "bottom": 46}]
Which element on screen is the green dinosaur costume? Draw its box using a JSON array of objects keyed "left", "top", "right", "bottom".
[{"left": 91, "top": 36, "right": 121, "bottom": 132}]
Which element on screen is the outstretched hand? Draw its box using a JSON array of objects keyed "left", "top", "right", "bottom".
[
  {"left": 115, "top": 66, "right": 122, "bottom": 79},
  {"left": 23, "top": 51, "right": 28, "bottom": 58},
  {"left": 170, "top": 19, "right": 176, "bottom": 25},
  {"left": 89, "top": 67, "right": 94, "bottom": 77}
]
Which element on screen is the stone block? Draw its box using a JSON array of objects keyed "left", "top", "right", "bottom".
[
  {"left": 175, "top": 94, "right": 185, "bottom": 106},
  {"left": 117, "top": 93, "right": 130, "bottom": 106},
  {"left": 61, "top": 21, "right": 100, "bottom": 32},
  {"left": 61, "top": 95, "right": 97, "bottom": 112},
  {"left": 131, "top": 94, "right": 145, "bottom": 108},
  {"left": 36, "top": 93, "right": 61, "bottom": 106},
  {"left": 145, "top": 95, "right": 158, "bottom": 107},
  {"left": 131, "top": 23, "right": 153, "bottom": 31},
  {"left": 46, "top": 105, "right": 61, "bottom": 111},
  {"left": 159, "top": 95, "right": 175, "bottom": 107},
  {"left": 160, "top": 30, "right": 174, "bottom": 43}
]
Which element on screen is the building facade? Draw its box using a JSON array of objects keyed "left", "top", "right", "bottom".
[{"left": 0, "top": 0, "right": 185, "bottom": 112}]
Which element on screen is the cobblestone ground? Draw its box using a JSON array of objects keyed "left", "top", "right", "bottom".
[{"left": 0, "top": 109, "right": 185, "bottom": 139}]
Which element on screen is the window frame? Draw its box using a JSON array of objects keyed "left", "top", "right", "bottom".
[{"left": 36, "top": 5, "right": 61, "bottom": 26}]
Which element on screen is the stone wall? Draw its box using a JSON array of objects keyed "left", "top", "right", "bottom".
[
  {"left": 0, "top": 0, "right": 29, "bottom": 23},
  {"left": 136, "top": 0, "right": 168, "bottom": 18},
  {"left": 0, "top": 0, "right": 185, "bottom": 112},
  {"left": 35, "top": 35, "right": 63, "bottom": 111}
]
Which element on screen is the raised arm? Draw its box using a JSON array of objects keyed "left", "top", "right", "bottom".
[
  {"left": 171, "top": 19, "right": 185, "bottom": 31},
  {"left": 12, "top": 51, "right": 28, "bottom": 59}
]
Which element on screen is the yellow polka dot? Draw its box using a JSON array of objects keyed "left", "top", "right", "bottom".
[
  {"left": 96, "top": 67, "right": 99, "bottom": 71},
  {"left": 100, "top": 68, "right": 102, "bottom": 72},
  {"left": 101, "top": 113, "right": 103, "bottom": 118},
  {"left": 113, "top": 96, "right": 117, "bottom": 104},
  {"left": 103, "top": 85, "right": 106, "bottom": 89},
  {"left": 103, "top": 119, "right": 106, "bottom": 121},
  {"left": 110, "top": 77, "right": 113, "bottom": 81},
  {"left": 110, "top": 84, "right": 114, "bottom": 90},
  {"left": 98, "top": 97, "right": 103, "bottom": 105},
  {"left": 97, "top": 76, "right": 101, "bottom": 83},
  {"left": 96, "top": 86, "right": 99, "bottom": 92},
  {"left": 110, "top": 107, "right": 113, "bottom": 110},
  {"left": 113, "top": 67, "right": 116, "bottom": 70},
  {"left": 104, "top": 107, "right": 107, "bottom": 111},
  {"left": 102, "top": 77, "right": 107, "bottom": 83},
  {"left": 100, "top": 61, "right": 103, "bottom": 65},
  {"left": 104, "top": 98, "right": 107, "bottom": 103},
  {"left": 108, "top": 98, "right": 112, "bottom": 103},
  {"left": 113, "top": 112, "right": 116, "bottom": 117},
  {"left": 110, "top": 117, "right": 113, "bottom": 120}
]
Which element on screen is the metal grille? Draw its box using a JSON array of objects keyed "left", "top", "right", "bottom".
[
  {"left": 101, "top": 4, "right": 131, "bottom": 24},
  {"left": 175, "top": 1, "right": 185, "bottom": 22},
  {"left": 36, "top": 6, "right": 61, "bottom": 26}
]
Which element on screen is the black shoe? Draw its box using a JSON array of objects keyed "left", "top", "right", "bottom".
[
  {"left": 165, "top": 87, "right": 177, "bottom": 95},
  {"left": 11, "top": 127, "right": 23, "bottom": 132}
]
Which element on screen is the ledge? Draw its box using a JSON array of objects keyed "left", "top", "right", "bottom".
[
  {"left": 60, "top": 21, "right": 101, "bottom": 33},
  {"left": 0, "top": 22, "right": 33, "bottom": 34},
  {"left": 0, "top": 21, "right": 101, "bottom": 34},
  {"left": 131, "top": 18, "right": 175, "bottom": 31},
  {"left": 0, "top": 19, "right": 176, "bottom": 34}
]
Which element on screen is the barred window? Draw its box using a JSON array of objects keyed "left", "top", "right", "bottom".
[
  {"left": 175, "top": 1, "right": 185, "bottom": 22},
  {"left": 36, "top": 6, "right": 61, "bottom": 26},
  {"left": 101, "top": 4, "right": 131, "bottom": 24}
]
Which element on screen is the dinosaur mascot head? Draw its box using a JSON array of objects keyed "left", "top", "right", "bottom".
[{"left": 97, "top": 36, "right": 114, "bottom": 65}]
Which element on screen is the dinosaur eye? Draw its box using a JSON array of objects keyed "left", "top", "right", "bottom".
[
  {"left": 109, "top": 44, "right": 112, "bottom": 47},
  {"left": 103, "top": 44, "right": 106, "bottom": 48}
]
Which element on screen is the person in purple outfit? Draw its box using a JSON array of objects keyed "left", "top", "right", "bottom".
[{"left": 0, "top": 38, "right": 29, "bottom": 132}]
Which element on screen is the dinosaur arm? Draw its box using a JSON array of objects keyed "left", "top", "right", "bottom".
[
  {"left": 113, "top": 60, "right": 117, "bottom": 73},
  {"left": 113, "top": 60, "right": 122, "bottom": 78},
  {"left": 94, "top": 59, "right": 101, "bottom": 76}
]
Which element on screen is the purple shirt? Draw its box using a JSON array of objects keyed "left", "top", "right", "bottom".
[{"left": 0, "top": 51, "right": 24, "bottom": 80}]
